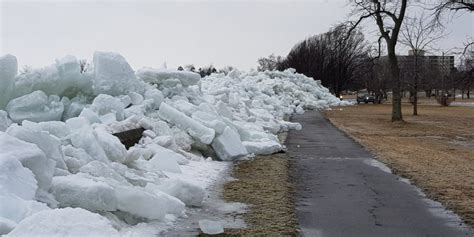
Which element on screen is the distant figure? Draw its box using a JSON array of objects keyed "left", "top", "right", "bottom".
[{"left": 177, "top": 66, "right": 184, "bottom": 71}]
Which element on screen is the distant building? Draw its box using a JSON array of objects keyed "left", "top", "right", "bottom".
[{"left": 380, "top": 50, "right": 455, "bottom": 76}]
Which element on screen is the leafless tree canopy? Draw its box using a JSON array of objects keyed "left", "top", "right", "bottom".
[
  {"left": 433, "top": 0, "right": 474, "bottom": 22},
  {"left": 257, "top": 54, "right": 283, "bottom": 72},
  {"left": 278, "top": 24, "right": 369, "bottom": 97},
  {"left": 400, "top": 14, "right": 446, "bottom": 55},
  {"left": 432, "top": 1, "right": 473, "bottom": 55}
]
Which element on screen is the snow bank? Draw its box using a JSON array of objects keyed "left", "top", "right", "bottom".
[
  {"left": 0, "top": 52, "right": 350, "bottom": 235},
  {"left": 137, "top": 68, "right": 201, "bottom": 87}
]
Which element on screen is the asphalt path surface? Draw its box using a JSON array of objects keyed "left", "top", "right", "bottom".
[{"left": 286, "top": 110, "right": 472, "bottom": 237}]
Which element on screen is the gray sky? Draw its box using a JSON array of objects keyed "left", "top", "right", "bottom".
[{"left": 1, "top": 0, "right": 472, "bottom": 71}]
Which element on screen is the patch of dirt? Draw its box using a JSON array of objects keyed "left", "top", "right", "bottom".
[{"left": 324, "top": 104, "right": 474, "bottom": 226}]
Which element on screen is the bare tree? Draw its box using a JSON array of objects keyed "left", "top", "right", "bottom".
[
  {"left": 433, "top": 0, "right": 474, "bottom": 24},
  {"left": 399, "top": 13, "right": 445, "bottom": 115},
  {"left": 462, "top": 38, "right": 474, "bottom": 56},
  {"left": 432, "top": 1, "right": 473, "bottom": 56},
  {"left": 257, "top": 54, "right": 283, "bottom": 71},
  {"left": 79, "top": 59, "right": 89, "bottom": 74},
  {"left": 279, "top": 24, "right": 369, "bottom": 97},
  {"left": 198, "top": 64, "right": 217, "bottom": 77},
  {"left": 348, "top": 0, "right": 408, "bottom": 122}
]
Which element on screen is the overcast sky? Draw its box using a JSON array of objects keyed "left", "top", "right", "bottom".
[{"left": 1, "top": 0, "right": 472, "bottom": 70}]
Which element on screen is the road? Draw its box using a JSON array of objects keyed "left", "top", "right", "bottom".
[{"left": 286, "top": 110, "right": 472, "bottom": 237}]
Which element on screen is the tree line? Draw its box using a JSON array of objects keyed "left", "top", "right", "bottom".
[{"left": 257, "top": 0, "right": 473, "bottom": 121}]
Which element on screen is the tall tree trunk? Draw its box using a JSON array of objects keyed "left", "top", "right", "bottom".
[
  {"left": 413, "top": 86, "right": 418, "bottom": 115},
  {"left": 388, "top": 46, "right": 403, "bottom": 121},
  {"left": 413, "top": 55, "right": 418, "bottom": 116}
]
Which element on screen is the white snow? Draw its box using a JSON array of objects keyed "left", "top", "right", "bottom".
[
  {"left": 0, "top": 194, "right": 49, "bottom": 224},
  {"left": 7, "top": 208, "right": 119, "bottom": 237},
  {"left": 0, "top": 52, "right": 350, "bottom": 235}
]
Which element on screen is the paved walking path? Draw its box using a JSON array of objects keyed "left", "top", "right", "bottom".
[{"left": 286, "top": 110, "right": 472, "bottom": 237}]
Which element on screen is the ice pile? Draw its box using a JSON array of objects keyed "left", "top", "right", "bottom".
[{"left": 0, "top": 51, "right": 348, "bottom": 235}]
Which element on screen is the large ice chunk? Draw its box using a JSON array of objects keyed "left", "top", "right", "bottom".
[
  {"left": 0, "top": 54, "right": 17, "bottom": 109},
  {"left": 114, "top": 186, "right": 167, "bottom": 220},
  {"left": 156, "top": 178, "right": 205, "bottom": 207},
  {"left": 158, "top": 102, "right": 215, "bottom": 144},
  {"left": 0, "top": 132, "right": 54, "bottom": 191},
  {"left": 0, "top": 157, "right": 37, "bottom": 200},
  {"left": 69, "top": 127, "right": 109, "bottom": 163},
  {"left": 147, "top": 144, "right": 188, "bottom": 173},
  {"left": 93, "top": 51, "right": 143, "bottom": 96},
  {"left": 192, "top": 111, "right": 227, "bottom": 134},
  {"left": 79, "top": 161, "right": 129, "bottom": 185},
  {"left": 148, "top": 152, "right": 182, "bottom": 174},
  {"left": 242, "top": 140, "right": 282, "bottom": 155},
  {"left": 137, "top": 67, "right": 201, "bottom": 87},
  {"left": 8, "top": 208, "right": 119, "bottom": 237},
  {"left": 144, "top": 183, "right": 185, "bottom": 215},
  {"left": 8, "top": 122, "right": 67, "bottom": 169},
  {"left": 211, "top": 127, "right": 248, "bottom": 161},
  {"left": 94, "top": 127, "right": 127, "bottom": 163},
  {"left": 90, "top": 94, "right": 126, "bottom": 121},
  {"left": 199, "top": 219, "right": 224, "bottom": 235},
  {"left": 5, "top": 91, "right": 64, "bottom": 123},
  {"left": 33, "top": 121, "right": 72, "bottom": 139},
  {"left": 50, "top": 174, "right": 118, "bottom": 211}
]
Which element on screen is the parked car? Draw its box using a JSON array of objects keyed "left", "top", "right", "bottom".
[{"left": 357, "top": 94, "right": 375, "bottom": 104}]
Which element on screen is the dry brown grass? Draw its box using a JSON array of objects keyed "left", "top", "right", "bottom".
[
  {"left": 218, "top": 153, "right": 298, "bottom": 236},
  {"left": 324, "top": 104, "right": 474, "bottom": 226}
]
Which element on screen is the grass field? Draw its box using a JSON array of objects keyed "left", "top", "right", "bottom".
[{"left": 324, "top": 103, "right": 474, "bottom": 226}]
